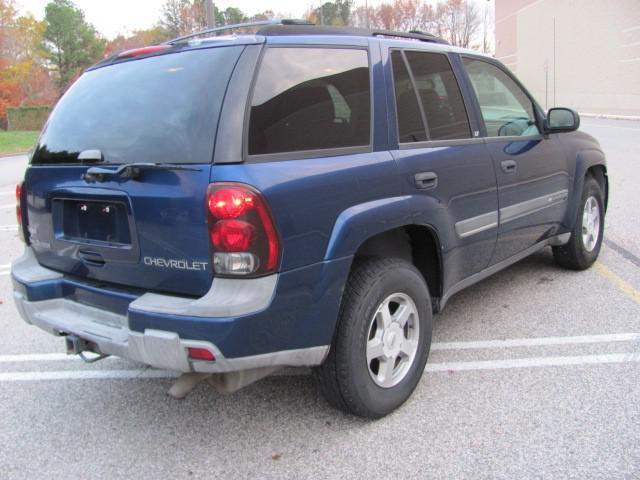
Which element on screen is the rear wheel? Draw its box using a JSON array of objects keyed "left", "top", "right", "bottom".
[
  {"left": 315, "top": 258, "right": 432, "bottom": 418},
  {"left": 553, "top": 175, "right": 605, "bottom": 270}
]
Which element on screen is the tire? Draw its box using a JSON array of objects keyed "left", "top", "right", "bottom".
[
  {"left": 314, "top": 257, "right": 432, "bottom": 419},
  {"left": 553, "top": 175, "right": 605, "bottom": 270}
]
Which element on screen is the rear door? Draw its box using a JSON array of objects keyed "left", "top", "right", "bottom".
[
  {"left": 25, "top": 45, "right": 245, "bottom": 296},
  {"left": 386, "top": 47, "right": 499, "bottom": 291},
  {"left": 461, "top": 56, "right": 570, "bottom": 264}
]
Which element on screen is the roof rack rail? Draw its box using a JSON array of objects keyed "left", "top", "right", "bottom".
[
  {"left": 254, "top": 24, "right": 449, "bottom": 45},
  {"left": 372, "top": 29, "right": 447, "bottom": 44},
  {"left": 164, "top": 19, "right": 313, "bottom": 45}
]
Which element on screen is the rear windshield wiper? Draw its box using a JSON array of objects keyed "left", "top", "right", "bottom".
[{"left": 82, "top": 163, "right": 202, "bottom": 183}]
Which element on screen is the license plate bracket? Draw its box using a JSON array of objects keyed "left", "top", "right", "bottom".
[{"left": 57, "top": 199, "right": 131, "bottom": 245}]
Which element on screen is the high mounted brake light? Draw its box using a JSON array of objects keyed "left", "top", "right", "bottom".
[
  {"left": 118, "top": 45, "right": 171, "bottom": 58},
  {"left": 207, "top": 183, "right": 281, "bottom": 277}
]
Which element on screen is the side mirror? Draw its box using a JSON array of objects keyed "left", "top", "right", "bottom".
[{"left": 545, "top": 108, "right": 580, "bottom": 133}]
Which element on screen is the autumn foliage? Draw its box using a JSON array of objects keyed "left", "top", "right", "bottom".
[
  {"left": 0, "top": 0, "right": 491, "bottom": 129},
  {"left": 349, "top": 0, "right": 487, "bottom": 49},
  {"left": 0, "top": 0, "right": 58, "bottom": 128}
]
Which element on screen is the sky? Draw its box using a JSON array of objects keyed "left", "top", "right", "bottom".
[{"left": 14, "top": 0, "right": 389, "bottom": 39}]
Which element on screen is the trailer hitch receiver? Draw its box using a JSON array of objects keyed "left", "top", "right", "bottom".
[{"left": 64, "top": 334, "right": 109, "bottom": 363}]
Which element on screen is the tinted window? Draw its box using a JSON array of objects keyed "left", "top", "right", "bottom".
[
  {"left": 32, "top": 47, "right": 242, "bottom": 165},
  {"left": 463, "top": 58, "right": 540, "bottom": 137},
  {"left": 248, "top": 48, "right": 370, "bottom": 156},
  {"left": 391, "top": 50, "right": 427, "bottom": 143},
  {"left": 403, "top": 51, "right": 471, "bottom": 140}
]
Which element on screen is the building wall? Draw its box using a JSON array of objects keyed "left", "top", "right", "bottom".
[{"left": 495, "top": 0, "right": 640, "bottom": 116}]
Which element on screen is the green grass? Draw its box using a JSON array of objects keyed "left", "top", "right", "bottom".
[{"left": 0, "top": 130, "right": 39, "bottom": 156}]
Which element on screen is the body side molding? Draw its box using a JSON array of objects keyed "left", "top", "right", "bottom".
[{"left": 500, "top": 189, "right": 569, "bottom": 224}]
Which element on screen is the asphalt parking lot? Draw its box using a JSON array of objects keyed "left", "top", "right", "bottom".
[{"left": 0, "top": 117, "right": 638, "bottom": 479}]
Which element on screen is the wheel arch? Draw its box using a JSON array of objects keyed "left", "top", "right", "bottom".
[
  {"left": 353, "top": 225, "right": 444, "bottom": 305},
  {"left": 324, "top": 197, "right": 448, "bottom": 314},
  {"left": 586, "top": 164, "right": 609, "bottom": 211},
  {"left": 564, "top": 149, "right": 608, "bottom": 229}
]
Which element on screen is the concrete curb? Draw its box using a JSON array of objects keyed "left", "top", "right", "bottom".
[
  {"left": 0, "top": 151, "right": 29, "bottom": 158},
  {"left": 580, "top": 113, "right": 640, "bottom": 121}
]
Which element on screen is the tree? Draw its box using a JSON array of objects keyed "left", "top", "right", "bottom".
[
  {"left": 160, "top": 0, "right": 206, "bottom": 37},
  {"left": 481, "top": 1, "right": 494, "bottom": 54},
  {"left": 350, "top": 5, "right": 375, "bottom": 29},
  {"left": 249, "top": 10, "right": 276, "bottom": 22},
  {"left": 0, "top": 58, "right": 21, "bottom": 127},
  {"left": 0, "top": 0, "right": 56, "bottom": 126},
  {"left": 219, "top": 7, "right": 245, "bottom": 25},
  {"left": 376, "top": 3, "right": 396, "bottom": 29},
  {"left": 0, "top": 0, "right": 19, "bottom": 58},
  {"left": 160, "top": 1, "right": 254, "bottom": 37},
  {"left": 349, "top": 0, "right": 483, "bottom": 48},
  {"left": 42, "top": 0, "right": 105, "bottom": 91},
  {"left": 433, "top": 0, "right": 480, "bottom": 48},
  {"left": 351, "top": 0, "right": 434, "bottom": 33},
  {"left": 309, "top": 0, "right": 353, "bottom": 26},
  {"left": 104, "top": 28, "right": 170, "bottom": 57}
]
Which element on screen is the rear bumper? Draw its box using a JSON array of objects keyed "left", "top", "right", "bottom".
[{"left": 11, "top": 248, "right": 350, "bottom": 373}]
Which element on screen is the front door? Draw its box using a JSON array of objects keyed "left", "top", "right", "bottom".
[{"left": 462, "top": 56, "right": 571, "bottom": 264}]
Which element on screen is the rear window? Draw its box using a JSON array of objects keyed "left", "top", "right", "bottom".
[
  {"left": 404, "top": 51, "right": 471, "bottom": 141},
  {"left": 391, "top": 50, "right": 427, "bottom": 143},
  {"left": 32, "top": 47, "right": 242, "bottom": 165},
  {"left": 248, "top": 47, "right": 371, "bottom": 156},
  {"left": 391, "top": 49, "right": 471, "bottom": 142}
]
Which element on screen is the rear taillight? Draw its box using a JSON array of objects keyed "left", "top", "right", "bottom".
[
  {"left": 207, "top": 183, "right": 281, "bottom": 277},
  {"left": 16, "top": 182, "right": 26, "bottom": 242}
]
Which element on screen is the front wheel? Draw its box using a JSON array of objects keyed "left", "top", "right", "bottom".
[
  {"left": 314, "top": 258, "right": 432, "bottom": 418},
  {"left": 553, "top": 175, "right": 605, "bottom": 270}
]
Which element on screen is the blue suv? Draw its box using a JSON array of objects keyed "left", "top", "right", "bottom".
[{"left": 12, "top": 21, "right": 608, "bottom": 418}]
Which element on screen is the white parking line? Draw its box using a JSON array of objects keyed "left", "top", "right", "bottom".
[
  {"left": 0, "top": 191, "right": 14, "bottom": 196},
  {"left": 431, "top": 333, "right": 640, "bottom": 351},
  {"left": 0, "top": 353, "right": 110, "bottom": 363},
  {"left": 0, "top": 204, "right": 16, "bottom": 209},
  {"left": 0, "top": 369, "right": 178, "bottom": 382},
  {"left": 425, "top": 352, "right": 640, "bottom": 373},
  {"left": 1, "top": 333, "right": 638, "bottom": 365},
  {"left": 0, "top": 225, "right": 18, "bottom": 231},
  {"left": 0, "top": 352, "right": 638, "bottom": 382}
]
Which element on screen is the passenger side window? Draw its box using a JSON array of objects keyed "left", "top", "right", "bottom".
[
  {"left": 391, "top": 50, "right": 427, "bottom": 143},
  {"left": 463, "top": 58, "right": 540, "bottom": 137},
  {"left": 404, "top": 51, "right": 471, "bottom": 140},
  {"left": 248, "top": 48, "right": 371, "bottom": 156},
  {"left": 391, "top": 50, "right": 471, "bottom": 142}
]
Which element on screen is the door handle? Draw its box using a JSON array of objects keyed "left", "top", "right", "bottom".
[
  {"left": 78, "top": 250, "right": 105, "bottom": 267},
  {"left": 501, "top": 160, "right": 517, "bottom": 173},
  {"left": 414, "top": 171, "right": 438, "bottom": 190}
]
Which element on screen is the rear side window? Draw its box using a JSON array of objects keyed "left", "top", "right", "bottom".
[
  {"left": 402, "top": 51, "right": 471, "bottom": 141},
  {"left": 463, "top": 57, "right": 540, "bottom": 137},
  {"left": 32, "top": 47, "right": 242, "bottom": 165},
  {"left": 391, "top": 50, "right": 427, "bottom": 143},
  {"left": 248, "top": 48, "right": 371, "bottom": 156}
]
